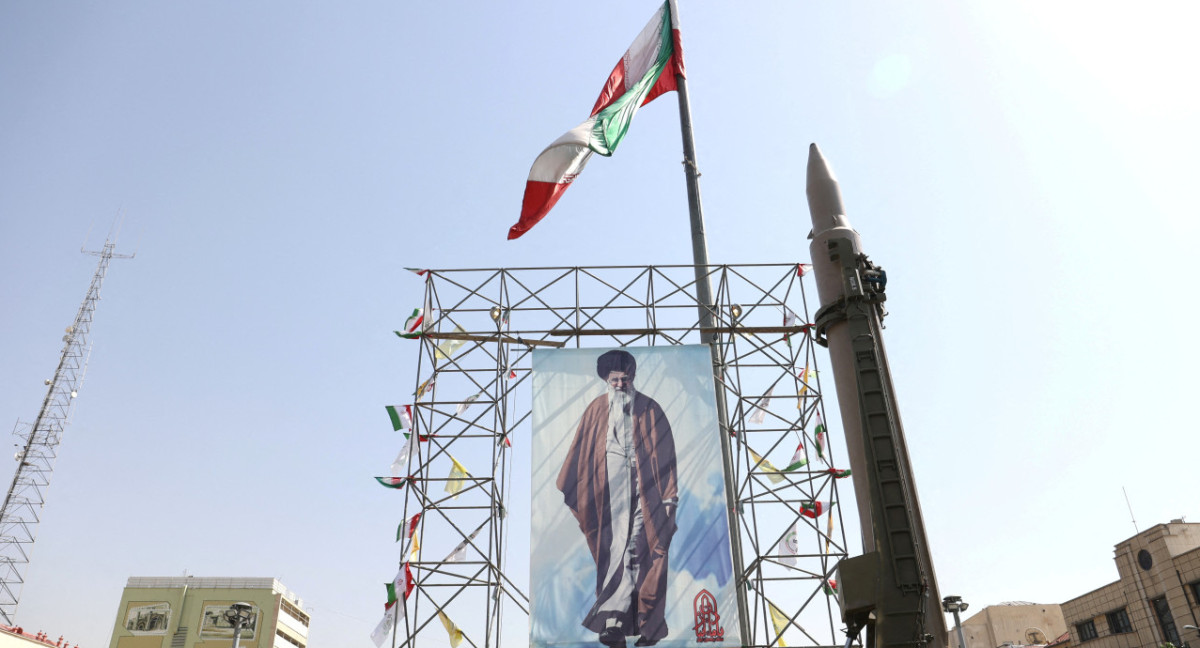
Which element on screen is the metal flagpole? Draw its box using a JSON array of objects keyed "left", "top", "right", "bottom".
[{"left": 672, "top": 9, "right": 751, "bottom": 641}]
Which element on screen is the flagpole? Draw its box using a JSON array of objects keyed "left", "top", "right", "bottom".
[{"left": 674, "top": 26, "right": 752, "bottom": 643}]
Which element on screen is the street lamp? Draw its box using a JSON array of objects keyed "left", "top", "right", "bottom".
[
  {"left": 942, "top": 596, "right": 970, "bottom": 648},
  {"left": 223, "top": 602, "right": 255, "bottom": 648}
]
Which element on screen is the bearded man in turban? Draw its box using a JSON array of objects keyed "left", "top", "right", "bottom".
[{"left": 557, "top": 349, "right": 678, "bottom": 648}]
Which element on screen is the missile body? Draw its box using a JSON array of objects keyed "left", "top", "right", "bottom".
[{"left": 805, "top": 144, "right": 947, "bottom": 648}]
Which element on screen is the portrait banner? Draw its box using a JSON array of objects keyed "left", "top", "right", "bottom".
[{"left": 531, "top": 345, "right": 740, "bottom": 648}]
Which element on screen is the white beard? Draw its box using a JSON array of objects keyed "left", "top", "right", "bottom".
[{"left": 607, "top": 385, "right": 633, "bottom": 422}]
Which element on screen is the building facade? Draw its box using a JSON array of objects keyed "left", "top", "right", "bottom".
[
  {"left": 948, "top": 602, "right": 1067, "bottom": 648},
  {"left": 107, "top": 577, "right": 309, "bottom": 648},
  {"left": 1061, "top": 521, "right": 1200, "bottom": 648}
]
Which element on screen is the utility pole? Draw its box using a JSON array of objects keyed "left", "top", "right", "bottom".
[{"left": 0, "top": 238, "right": 130, "bottom": 623}]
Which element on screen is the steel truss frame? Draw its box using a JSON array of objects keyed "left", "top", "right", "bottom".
[
  {"left": 0, "top": 240, "right": 128, "bottom": 624},
  {"left": 386, "top": 263, "right": 851, "bottom": 648}
]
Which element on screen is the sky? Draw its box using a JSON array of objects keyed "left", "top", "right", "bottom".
[{"left": 2, "top": 2, "right": 1199, "bottom": 648}]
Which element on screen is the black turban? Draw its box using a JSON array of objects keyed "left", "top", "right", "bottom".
[{"left": 596, "top": 349, "right": 637, "bottom": 379}]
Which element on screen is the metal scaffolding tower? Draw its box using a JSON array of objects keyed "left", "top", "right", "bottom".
[
  {"left": 0, "top": 239, "right": 129, "bottom": 624},
  {"left": 380, "top": 263, "right": 852, "bottom": 648}
]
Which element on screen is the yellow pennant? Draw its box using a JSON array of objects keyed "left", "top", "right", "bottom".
[
  {"left": 437, "top": 610, "right": 464, "bottom": 648},
  {"left": 769, "top": 602, "right": 791, "bottom": 647},
  {"left": 748, "top": 448, "right": 785, "bottom": 485},
  {"left": 445, "top": 455, "right": 471, "bottom": 498},
  {"left": 435, "top": 325, "right": 467, "bottom": 361}
]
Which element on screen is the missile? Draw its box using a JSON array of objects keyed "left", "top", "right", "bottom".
[{"left": 805, "top": 143, "right": 948, "bottom": 648}]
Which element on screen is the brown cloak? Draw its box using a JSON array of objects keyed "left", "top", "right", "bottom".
[{"left": 556, "top": 391, "right": 678, "bottom": 641}]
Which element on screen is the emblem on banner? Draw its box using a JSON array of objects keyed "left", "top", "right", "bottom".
[{"left": 693, "top": 589, "right": 724, "bottom": 642}]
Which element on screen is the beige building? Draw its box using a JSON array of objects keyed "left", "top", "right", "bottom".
[
  {"left": 107, "top": 577, "right": 309, "bottom": 648},
  {"left": 1061, "top": 520, "right": 1200, "bottom": 648},
  {"left": 949, "top": 602, "right": 1067, "bottom": 648}
]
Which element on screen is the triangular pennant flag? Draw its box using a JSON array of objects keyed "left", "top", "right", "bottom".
[
  {"left": 415, "top": 376, "right": 436, "bottom": 401},
  {"left": 386, "top": 405, "right": 413, "bottom": 432},
  {"left": 405, "top": 267, "right": 430, "bottom": 277},
  {"left": 395, "top": 308, "right": 426, "bottom": 339},
  {"left": 748, "top": 385, "right": 774, "bottom": 425},
  {"left": 508, "top": 0, "right": 684, "bottom": 239},
  {"left": 797, "top": 263, "right": 812, "bottom": 277},
  {"left": 445, "top": 455, "right": 471, "bottom": 498},
  {"left": 782, "top": 443, "right": 808, "bottom": 472},
  {"left": 437, "top": 611, "right": 464, "bottom": 648},
  {"left": 797, "top": 366, "right": 814, "bottom": 401},
  {"left": 813, "top": 411, "right": 827, "bottom": 461},
  {"left": 800, "top": 500, "right": 832, "bottom": 519},
  {"left": 435, "top": 325, "right": 468, "bottom": 361},
  {"left": 825, "top": 507, "right": 836, "bottom": 555},
  {"left": 375, "top": 476, "right": 413, "bottom": 489},
  {"left": 396, "top": 512, "right": 422, "bottom": 543},
  {"left": 371, "top": 602, "right": 398, "bottom": 648},
  {"left": 748, "top": 448, "right": 785, "bottom": 485},
  {"left": 446, "top": 523, "right": 486, "bottom": 562},
  {"left": 782, "top": 307, "right": 800, "bottom": 347},
  {"left": 456, "top": 392, "right": 483, "bottom": 415},
  {"left": 409, "top": 531, "right": 420, "bottom": 560},
  {"left": 823, "top": 578, "right": 839, "bottom": 596},
  {"left": 390, "top": 436, "right": 414, "bottom": 477},
  {"left": 498, "top": 430, "right": 512, "bottom": 448},
  {"left": 392, "top": 562, "right": 415, "bottom": 601},
  {"left": 769, "top": 602, "right": 791, "bottom": 647},
  {"left": 827, "top": 468, "right": 851, "bottom": 478},
  {"left": 776, "top": 523, "right": 799, "bottom": 567}
]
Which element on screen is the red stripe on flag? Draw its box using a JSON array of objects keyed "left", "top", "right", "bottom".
[
  {"left": 642, "top": 32, "right": 684, "bottom": 106},
  {"left": 591, "top": 60, "right": 628, "bottom": 116},
  {"left": 509, "top": 180, "right": 572, "bottom": 240}
]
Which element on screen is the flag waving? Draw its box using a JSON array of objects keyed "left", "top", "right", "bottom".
[{"left": 507, "top": 0, "right": 684, "bottom": 240}]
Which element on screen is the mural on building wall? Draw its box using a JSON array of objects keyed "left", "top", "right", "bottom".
[
  {"left": 125, "top": 602, "right": 172, "bottom": 635},
  {"left": 199, "top": 603, "right": 259, "bottom": 639}
]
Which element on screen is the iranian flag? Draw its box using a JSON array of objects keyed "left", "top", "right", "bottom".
[
  {"left": 375, "top": 476, "right": 413, "bottom": 489},
  {"left": 372, "top": 564, "right": 415, "bottom": 648},
  {"left": 507, "top": 0, "right": 684, "bottom": 240},
  {"left": 782, "top": 443, "right": 807, "bottom": 472},
  {"left": 813, "top": 410, "right": 827, "bottom": 460},
  {"left": 386, "top": 405, "right": 413, "bottom": 432},
  {"left": 397, "top": 512, "right": 422, "bottom": 543},
  {"left": 800, "top": 500, "right": 833, "bottom": 519},
  {"left": 395, "top": 308, "right": 425, "bottom": 339}
]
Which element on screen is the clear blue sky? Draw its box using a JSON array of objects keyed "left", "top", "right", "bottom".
[{"left": 2, "top": 2, "right": 1197, "bottom": 648}]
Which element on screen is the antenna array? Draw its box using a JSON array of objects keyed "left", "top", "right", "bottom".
[{"left": 0, "top": 239, "right": 129, "bottom": 624}]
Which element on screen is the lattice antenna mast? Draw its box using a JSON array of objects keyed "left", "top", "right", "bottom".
[{"left": 0, "top": 238, "right": 130, "bottom": 624}]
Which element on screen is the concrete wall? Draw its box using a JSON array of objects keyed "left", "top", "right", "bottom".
[
  {"left": 950, "top": 604, "right": 1067, "bottom": 648},
  {"left": 1061, "top": 522, "right": 1200, "bottom": 648}
]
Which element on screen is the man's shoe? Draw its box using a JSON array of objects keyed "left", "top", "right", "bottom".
[
  {"left": 599, "top": 628, "right": 626, "bottom": 648},
  {"left": 634, "top": 637, "right": 658, "bottom": 647}
]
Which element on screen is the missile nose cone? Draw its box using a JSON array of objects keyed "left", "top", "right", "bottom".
[{"left": 806, "top": 143, "right": 848, "bottom": 236}]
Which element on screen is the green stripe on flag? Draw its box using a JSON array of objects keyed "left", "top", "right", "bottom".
[{"left": 589, "top": 8, "right": 674, "bottom": 156}]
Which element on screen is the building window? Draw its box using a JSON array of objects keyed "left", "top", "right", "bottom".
[
  {"left": 276, "top": 629, "right": 305, "bottom": 648},
  {"left": 1107, "top": 608, "right": 1133, "bottom": 634},
  {"left": 1077, "top": 620, "right": 1098, "bottom": 642},
  {"left": 1151, "top": 597, "right": 1181, "bottom": 647}
]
